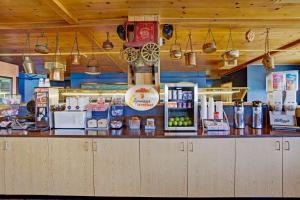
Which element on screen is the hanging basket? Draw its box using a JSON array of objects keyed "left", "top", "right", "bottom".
[
  {"left": 34, "top": 32, "right": 49, "bottom": 54},
  {"left": 262, "top": 28, "right": 275, "bottom": 71},
  {"left": 222, "top": 27, "right": 239, "bottom": 61},
  {"left": 202, "top": 28, "right": 217, "bottom": 54},
  {"left": 170, "top": 44, "right": 182, "bottom": 60},
  {"left": 184, "top": 32, "right": 196, "bottom": 67},
  {"left": 169, "top": 27, "right": 182, "bottom": 60}
]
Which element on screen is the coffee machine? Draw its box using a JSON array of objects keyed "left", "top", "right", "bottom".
[
  {"left": 252, "top": 101, "right": 263, "bottom": 129},
  {"left": 234, "top": 101, "right": 245, "bottom": 129}
]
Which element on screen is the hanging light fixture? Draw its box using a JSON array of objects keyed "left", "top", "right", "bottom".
[
  {"left": 262, "top": 28, "right": 275, "bottom": 71},
  {"left": 22, "top": 33, "right": 35, "bottom": 74},
  {"left": 49, "top": 32, "right": 64, "bottom": 81},
  {"left": 102, "top": 32, "right": 114, "bottom": 50},
  {"left": 85, "top": 33, "right": 101, "bottom": 75},
  {"left": 70, "top": 32, "right": 81, "bottom": 65}
]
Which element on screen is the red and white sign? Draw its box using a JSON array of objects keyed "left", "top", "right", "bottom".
[{"left": 125, "top": 85, "right": 159, "bottom": 111}]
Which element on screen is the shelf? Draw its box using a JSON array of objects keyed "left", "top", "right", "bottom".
[{"left": 168, "top": 107, "right": 193, "bottom": 110}]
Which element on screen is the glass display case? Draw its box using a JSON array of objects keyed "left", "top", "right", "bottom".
[
  {"left": 0, "top": 76, "right": 12, "bottom": 104},
  {"left": 164, "top": 83, "right": 198, "bottom": 131}
]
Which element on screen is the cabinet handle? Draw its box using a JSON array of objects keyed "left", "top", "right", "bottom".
[
  {"left": 84, "top": 141, "right": 89, "bottom": 151},
  {"left": 179, "top": 142, "right": 185, "bottom": 151},
  {"left": 275, "top": 141, "right": 281, "bottom": 151},
  {"left": 92, "top": 141, "right": 98, "bottom": 152},
  {"left": 188, "top": 142, "right": 193, "bottom": 152},
  {"left": 284, "top": 141, "right": 290, "bottom": 151}
]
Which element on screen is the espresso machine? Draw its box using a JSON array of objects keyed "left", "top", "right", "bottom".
[{"left": 234, "top": 101, "right": 245, "bottom": 129}]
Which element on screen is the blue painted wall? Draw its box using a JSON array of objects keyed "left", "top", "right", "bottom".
[
  {"left": 247, "top": 64, "right": 300, "bottom": 103},
  {"left": 18, "top": 73, "right": 46, "bottom": 102},
  {"left": 70, "top": 72, "right": 207, "bottom": 88},
  {"left": 70, "top": 72, "right": 128, "bottom": 88}
]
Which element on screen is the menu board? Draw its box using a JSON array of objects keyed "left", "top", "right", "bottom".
[
  {"left": 286, "top": 71, "right": 298, "bottom": 90},
  {"left": 272, "top": 72, "right": 285, "bottom": 91},
  {"left": 267, "top": 70, "right": 298, "bottom": 91}
]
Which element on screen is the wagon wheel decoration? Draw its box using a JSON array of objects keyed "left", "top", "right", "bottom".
[
  {"left": 141, "top": 42, "right": 160, "bottom": 64},
  {"left": 121, "top": 47, "right": 139, "bottom": 63}
]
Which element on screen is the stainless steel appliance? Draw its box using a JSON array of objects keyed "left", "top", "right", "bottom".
[
  {"left": 234, "top": 101, "right": 245, "bottom": 129},
  {"left": 252, "top": 101, "right": 263, "bottom": 129},
  {"left": 164, "top": 83, "right": 198, "bottom": 131},
  {"left": 54, "top": 111, "right": 86, "bottom": 129}
]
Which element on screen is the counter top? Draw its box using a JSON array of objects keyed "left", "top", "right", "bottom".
[{"left": 0, "top": 127, "right": 300, "bottom": 138}]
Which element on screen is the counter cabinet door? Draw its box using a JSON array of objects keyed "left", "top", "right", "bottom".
[
  {"left": 283, "top": 137, "right": 300, "bottom": 197},
  {"left": 4, "top": 137, "right": 49, "bottom": 195},
  {"left": 235, "top": 137, "right": 282, "bottom": 197},
  {"left": 0, "top": 138, "right": 5, "bottom": 194},
  {"left": 187, "top": 138, "right": 235, "bottom": 197},
  {"left": 48, "top": 138, "right": 94, "bottom": 196},
  {"left": 140, "top": 138, "right": 188, "bottom": 197},
  {"left": 93, "top": 138, "right": 140, "bottom": 197}
]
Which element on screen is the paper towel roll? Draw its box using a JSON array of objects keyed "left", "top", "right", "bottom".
[
  {"left": 208, "top": 97, "right": 215, "bottom": 119},
  {"left": 200, "top": 95, "right": 207, "bottom": 119}
]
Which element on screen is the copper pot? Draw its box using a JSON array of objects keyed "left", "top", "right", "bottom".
[
  {"left": 184, "top": 52, "right": 196, "bottom": 67},
  {"left": 170, "top": 44, "right": 182, "bottom": 60},
  {"left": 262, "top": 53, "right": 274, "bottom": 70}
]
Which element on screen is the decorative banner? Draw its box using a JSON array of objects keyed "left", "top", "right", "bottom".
[{"left": 125, "top": 85, "right": 159, "bottom": 111}]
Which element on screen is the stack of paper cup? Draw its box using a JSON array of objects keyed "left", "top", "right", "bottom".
[
  {"left": 215, "top": 101, "right": 223, "bottom": 119},
  {"left": 200, "top": 95, "right": 207, "bottom": 119},
  {"left": 208, "top": 97, "right": 215, "bottom": 119}
]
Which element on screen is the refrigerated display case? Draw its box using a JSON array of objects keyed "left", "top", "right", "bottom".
[{"left": 164, "top": 83, "right": 198, "bottom": 131}]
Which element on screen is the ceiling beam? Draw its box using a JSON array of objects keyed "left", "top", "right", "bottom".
[
  {"left": 39, "top": 0, "right": 78, "bottom": 24},
  {"left": 79, "top": 31, "right": 127, "bottom": 73},
  {"left": 222, "top": 38, "right": 300, "bottom": 75},
  {"left": 2, "top": 17, "right": 300, "bottom": 32}
]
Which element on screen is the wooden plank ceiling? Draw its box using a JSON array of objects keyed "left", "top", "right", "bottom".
[{"left": 1, "top": 0, "right": 300, "bottom": 77}]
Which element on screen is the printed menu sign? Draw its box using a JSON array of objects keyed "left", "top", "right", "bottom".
[
  {"left": 286, "top": 71, "right": 298, "bottom": 90},
  {"left": 272, "top": 72, "right": 284, "bottom": 90},
  {"left": 125, "top": 85, "right": 159, "bottom": 111},
  {"left": 268, "top": 70, "right": 299, "bottom": 91}
]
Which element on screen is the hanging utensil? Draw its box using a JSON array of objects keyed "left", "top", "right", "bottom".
[
  {"left": 34, "top": 32, "right": 49, "bottom": 54},
  {"left": 202, "top": 27, "right": 217, "bottom": 54},
  {"left": 102, "top": 32, "right": 114, "bottom": 50},
  {"left": 184, "top": 31, "right": 196, "bottom": 67},
  {"left": 222, "top": 26, "right": 239, "bottom": 61},
  {"left": 22, "top": 33, "right": 35, "bottom": 74},
  {"left": 162, "top": 24, "right": 174, "bottom": 40},
  {"left": 116, "top": 25, "right": 126, "bottom": 41},
  {"left": 262, "top": 28, "right": 275, "bottom": 71},
  {"left": 245, "top": 29, "right": 255, "bottom": 42},
  {"left": 170, "top": 27, "right": 182, "bottom": 60},
  {"left": 86, "top": 32, "right": 100, "bottom": 75},
  {"left": 70, "top": 32, "right": 81, "bottom": 65}
]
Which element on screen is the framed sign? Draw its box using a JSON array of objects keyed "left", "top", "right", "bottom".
[{"left": 125, "top": 85, "right": 159, "bottom": 111}]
